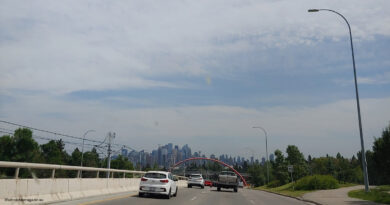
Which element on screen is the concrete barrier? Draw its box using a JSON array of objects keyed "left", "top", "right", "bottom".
[
  {"left": 176, "top": 180, "right": 187, "bottom": 187},
  {"left": 0, "top": 178, "right": 187, "bottom": 205}
]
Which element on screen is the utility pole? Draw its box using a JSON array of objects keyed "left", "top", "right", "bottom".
[{"left": 107, "top": 132, "right": 115, "bottom": 178}]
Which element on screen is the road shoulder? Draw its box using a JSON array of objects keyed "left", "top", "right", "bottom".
[
  {"left": 252, "top": 188, "right": 320, "bottom": 205},
  {"left": 302, "top": 185, "right": 382, "bottom": 205}
]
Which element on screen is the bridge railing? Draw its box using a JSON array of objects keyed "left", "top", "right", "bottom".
[{"left": 0, "top": 161, "right": 146, "bottom": 179}]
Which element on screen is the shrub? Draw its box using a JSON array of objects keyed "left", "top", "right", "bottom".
[
  {"left": 295, "top": 175, "right": 339, "bottom": 190},
  {"left": 267, "top": 180, "right": 281, "bottom": 188}
]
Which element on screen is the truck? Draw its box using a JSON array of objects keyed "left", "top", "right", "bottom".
[{"left": 213, "top": 171, "right": 238, "bottom": 192}]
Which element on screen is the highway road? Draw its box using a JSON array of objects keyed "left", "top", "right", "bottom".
[{"left": 57, "top": 187, "right": 314, "bottom": 205}]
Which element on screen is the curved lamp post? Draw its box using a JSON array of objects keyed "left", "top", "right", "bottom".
[
  {"left": 253, "top": 126, "right": 269, "bottom": 184},
  {"left": 80, "top": 129, "right": 95, "bottom": 177},
  {"left": 308, "top": 9, "right": 369, "bottom": 192}
]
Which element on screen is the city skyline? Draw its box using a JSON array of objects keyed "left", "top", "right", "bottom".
[{"left": 114, "top": 142, "right": 275, "bottom": 169}]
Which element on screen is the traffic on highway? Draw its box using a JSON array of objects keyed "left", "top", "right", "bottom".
[
  {"left": 51, "top": 171, "right": 313, "bottom": 205},
  {"left": 55, "top": 186, "right": 313, "bottom": 205}
]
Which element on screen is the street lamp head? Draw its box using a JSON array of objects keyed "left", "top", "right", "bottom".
[{"left": 308, "top": 9, "right": 319, "bottom": 12}]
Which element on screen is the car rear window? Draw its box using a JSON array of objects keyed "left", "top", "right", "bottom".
[
  {"left": 221, "top": 171, "right": 236, "bottom": 176},
  {"left": 144, "top": 173, "right": 166, "bottom": 179},
  {"left": 190, "top": 174, "right": 202, "bottom": 178}
]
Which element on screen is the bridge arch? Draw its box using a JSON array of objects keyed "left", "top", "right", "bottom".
[{"left": 169, "top": 157, "right": 247, "bottom": 186}]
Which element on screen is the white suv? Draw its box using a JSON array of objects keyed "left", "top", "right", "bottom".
[
  {"left": 139, "top": 171, "right": 178, "bottom": 199},
  {"left": 187, "top": 174, "right": 205, "bottom": 189}
]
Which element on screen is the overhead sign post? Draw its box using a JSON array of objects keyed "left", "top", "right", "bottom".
[{"left": 288, "top": 165, "right": 294, "bottom": 190}]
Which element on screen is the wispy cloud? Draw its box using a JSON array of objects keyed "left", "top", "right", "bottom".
[
  {"left": 358, "top": 72, "right": 390, "bottom": 85},
  {"left": 1, "top": 0, "right": 389, "bottom": 158},
  {"left": 1, "top": 0, "right": 390, "bottom": 93},
  {"left": 333, "top": 72, "right": 390, "bottom": 86}
]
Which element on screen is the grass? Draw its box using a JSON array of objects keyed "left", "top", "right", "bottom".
[
  {"left": 253, "top": 180, "right": 356, "bottom": 198},
  {"left": 254, "top": 182, "right": 314, "bottom": 198},
  {"left": 348, "top": 185, "right": 390, "bottom": 204}
]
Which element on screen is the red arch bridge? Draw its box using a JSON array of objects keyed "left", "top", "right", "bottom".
[{"left": 169, "top": 157, "right": 248, "bottom": 186}]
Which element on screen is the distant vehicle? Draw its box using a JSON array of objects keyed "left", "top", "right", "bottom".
[
  {"left": 214, "top": 171, "right": 238, "bottom": 192},
  {"left": 204, "top": 180, "right": 213, "bottom": 187},
  {"left": 187, "top": 174, "right": 205, "bottom": 188},
  {"left": 238, "top": 181, "right": 244, "bottom": 188},
  {"left": 139, "top": 171, "right": 178, "bottom": 199}
]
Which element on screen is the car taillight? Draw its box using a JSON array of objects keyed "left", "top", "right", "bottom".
[
  {"left": 160, "top": 179, "right": 169, "bottom": 183},
  {"left": 141, "top": 177, "right": 148, "bottom": 181}
]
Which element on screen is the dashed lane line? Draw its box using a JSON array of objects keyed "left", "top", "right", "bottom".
[{"left": 78, "top": 194, "right": 136, "bottom": 205}]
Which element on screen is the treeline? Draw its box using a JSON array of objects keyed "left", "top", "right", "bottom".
[
  {"left": 245, "top": 145, "right": 363, "bottom": 187},
  {"left": 0, "top": 128, "right": 134, "bottom": 178},
  {"left": 244, "top": 122, "right": 390, "bottom": 187},
  {"left": 1, "top": 123, "right": 389, "bottom": 185}
]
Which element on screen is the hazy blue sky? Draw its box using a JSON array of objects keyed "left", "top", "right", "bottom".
[{"left": 1, "top": 0, "right": 389, "bottom": 159}]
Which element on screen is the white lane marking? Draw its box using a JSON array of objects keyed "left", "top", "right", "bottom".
[
  {"left": 191, "top": 196, "right": 197, "bottom": 201},
  {"left": 250, "top": 199, "right": 255, "bottom": 204}
]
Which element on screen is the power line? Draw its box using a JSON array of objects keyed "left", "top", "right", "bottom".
[
  {"left": 0, "top": 120, "right": 107, "bottom": 145},
  {"left": 0, "top": 120, "right": 138, "bottom": 155},
  {"left": 0, "top": 127, "right": 104, "bottom": 149}
]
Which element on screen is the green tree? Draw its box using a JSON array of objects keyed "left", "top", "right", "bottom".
[
  {"left": 286, "top": 145, "right": 308, "bottom": 180},
  {"left": 0, "top": 135, "right": 15, "bottom": 177},
  {"left": 13, "top": 128, "right": 41, "bottom": 163},
  {"left": 286, "top": 145, "right": 305, "bottom": 165},
  {"left": 40, "top": 139, "right": 70, "bottom": 177},
  {"left": 0, "top": 128, "right": 42, "bottom": 178},
  {"left": 272, "top": 149, "right": 289, "bottom": 184},
  {"left": 0, "top": 135, "right": 14, "bottom": 161},
  {"left": 82, "top": 147, "right": 100, "bottom": 168},
  {"left": 67, "top": 148, "right": 82, "bottom": 177},
  {"left": 326, "top": 155, "right": 336, "bottom": 177},
  {"left": 311, "top": 157, "right": 328, "bottom": 175},
  {"left": 70, "top": 148, "right": 82, "bottom": 166},
  {"left": 110, "top": 155, "right": 134, "bottom": 178},
  {"left": 40, "top": 139, "right": 68, "bottom": 164},
  {"left": 248, "top": 164, "right": 266, "bottom": 187},
  {"left": 372, "top": 123, "right": 390, "bottom": 184}
]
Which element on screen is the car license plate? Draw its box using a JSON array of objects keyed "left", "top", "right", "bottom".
[{"left": 149, "top": 187, "right": 156, "bottom": 191}]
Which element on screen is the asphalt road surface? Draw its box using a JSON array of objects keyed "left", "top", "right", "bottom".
[{"left": 68, "top": 187, "right": 314, "bottom": 205}]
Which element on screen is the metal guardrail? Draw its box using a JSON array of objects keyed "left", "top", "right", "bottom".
[{"left": 0, "top": 161, "right": 146, "bottom": 179}]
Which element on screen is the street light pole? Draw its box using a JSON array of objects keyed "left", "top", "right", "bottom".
[
  {"left": 80, "top": 129, "right": 95, "bottom": 177},
  {"left": 308, "top": 9, "right": 370, "bottom": 192},
  {"left": 253, "top": 126, "right": 269, "bottom": 184}
]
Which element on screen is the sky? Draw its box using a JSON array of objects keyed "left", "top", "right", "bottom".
[{"left": 1, "top": 0, "right": 389, "bottom": 160}]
